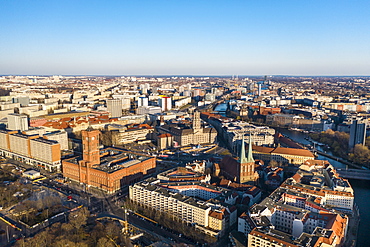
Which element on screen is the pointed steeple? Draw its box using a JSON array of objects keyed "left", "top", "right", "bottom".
[
  {"left": 246, "top": 134, "right": 255, "bottom": 163},
  {"left": 239, "top": 135, "right": 248, "bottom": 164}
]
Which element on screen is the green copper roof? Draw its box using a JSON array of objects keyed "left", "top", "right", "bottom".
[
  {"left": 239, "top": 135, "right": 247, "bottom": 164},
  {"left": 247, "top": 134, "right": 255, "bottom": 163}
]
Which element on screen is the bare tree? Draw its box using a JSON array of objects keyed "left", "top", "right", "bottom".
[{"left": 69, "top": 207, "right": 90, "bottom": 230}]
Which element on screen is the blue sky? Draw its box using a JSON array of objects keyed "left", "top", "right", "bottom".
[{"left": 1, "top": 0, "right": 370, "bottom": 75}]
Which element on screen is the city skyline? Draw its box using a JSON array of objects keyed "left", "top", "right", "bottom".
[{"left": 1, "top": 0, "right": 370, "bottom": 76}]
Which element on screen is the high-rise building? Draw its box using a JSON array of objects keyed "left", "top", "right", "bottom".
[
  {"left": 107, "top": 99, "right": 122, "bottom": 118},
  {"left": 121, "top": 97, "right": 131, "bottom": 111},
  {"left": 138, "top": 97, "right": 149, "bottom": 107},
  {"left": 349, "top": 119, "right": 366, "bottom": 149},
  {"left": 158, "top": 96, "right": 172, "bottom": 111},
  {"left": 139, "top": 83, "right": 150, "bottom": 94},
  {"left": 257, "top": 84, "right": 261, "bottom": 96},
  {"left": 7, "top": 113, "right": 29, "bottom": 131}
]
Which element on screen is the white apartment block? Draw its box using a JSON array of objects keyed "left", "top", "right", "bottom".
[
  {"left": 107, "top": 99, "right": 123, "bottom": 118},
  {"left": 43, "top": 130, "right": 68, "bottom": 150},
  {"left": 0, "top": 130, "right": 61, "bottom": 172},
  {"left": 158, "top": 96, "right": 172, "bottom": 111},
  {"left": 130, "top": 182, "right": 211, "bottom": 227},
  {"left": 129, "top": 179, "right": 236, "bottom": 237},
  {"left": 137, "top": 97, "right": 149, "bottom": 107},
  {"left": 136, "top": 106, "right": 162, "bottom": 115},
  {"left": 7, "top": 113, "right": 29, "bottom": 131}
]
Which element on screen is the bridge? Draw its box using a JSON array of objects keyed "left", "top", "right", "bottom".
[
  {"left": 315, "top": 150, "right": 363, "bottom": 169},
  {"left": 336, "top": 168, "right": 370, "bottom": 181}
]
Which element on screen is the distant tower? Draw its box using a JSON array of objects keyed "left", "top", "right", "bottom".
[
  {"left": 239, "top": 135, "right": 257, "bottom": 183},
  {"left": 82, "top": 128, "right": 101, "bottom": 166},
  {"left": 349, "top": 119, "right": 366, "bottom": 150},
  {"left": 193, "top": 111, "right": 201, "bottom": 130}
]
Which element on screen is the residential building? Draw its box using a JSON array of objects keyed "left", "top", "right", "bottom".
[
  {"left": 129, "top": 177, "right": 237, "bottom": 238},
  {"left": 138, "top": 97, "right": 149, "bottom": 107},
  {"left": 158, "top": 96, "right": 172, "bottom": 111},
  {"left": 0, "top": 130, "right": 61, "bottom": 172},
  {"left": 7, "top": 113, "right": 29, "bottom": 131},
  {"left": 107, "top": 99, "right": 123, "bottom": 118},
  {"left": 239, "top": 161, "right": 352, "bottom": 247}
]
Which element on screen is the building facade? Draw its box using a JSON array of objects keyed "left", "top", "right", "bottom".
[
  {"left": 0, "top": 130, "right": 61, "bottom": 172},
  {"left": 129, "top": 178, "right": 237, "bottom": 237},
  {"left": 349, "top": 119, "right": 366, "bottom": 149},
  {"left": 107, "top": 99, "right": 123, "bottom": 118},
  {"left": 158, "top": 111, "right": 217, "bottom": 147},
  {"left": 252, "top": 146, "right": 315, "bottom": 165},
  {"left": 62, "top": 128, "right": 156, "bottom": 193},
  {"left": 158, "top": 96, "right": 172, "bottom": 112},
  {"left": 7, "top": 113, "right": 29, "bottom": 131}
]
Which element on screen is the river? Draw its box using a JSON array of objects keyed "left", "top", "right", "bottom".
[
  {"left": 214, "top": 103, "right": 227, "bottom": 116},
  {"left": 214, "top": 102, "right": 368, "bottom": 245},
  {"left": 214, "top": 103, "right": 368, "bottom": 246},
  {"left": 278, "top": 128, "right": 369, "bottom": 247}
]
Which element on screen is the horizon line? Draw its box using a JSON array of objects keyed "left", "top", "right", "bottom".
[{"left": 2, "top": 74, "right": 370, "bottom": 78}]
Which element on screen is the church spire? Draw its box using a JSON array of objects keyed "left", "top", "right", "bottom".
[
  {"left": 239, "top": 135, "right": 248, "bottom": 164},
  {"left": 246, "top": 134, "right": 255, "bottom": 163}
]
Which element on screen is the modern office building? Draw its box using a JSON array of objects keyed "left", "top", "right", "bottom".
[
  {"left": 136, "top": 106, "right": 162, "bottom": 115},
  {"left": 348, "top": 119, "right": 366, "bottom": 149},
  {"left": 106, "top": 99, "right": 123, "bottom": 118},
  {"left": 121, "top": 97, "right": 131, "bottom": 111},
  {"left": 7, "top": 113, "right": 29, "bottom": 131}
]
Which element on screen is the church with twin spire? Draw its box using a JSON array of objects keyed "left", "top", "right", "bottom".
[{"left": 219, "top": 135, "right": 259, "bottom": 184}]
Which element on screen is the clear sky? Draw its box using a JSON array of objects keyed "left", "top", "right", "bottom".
[{"left": 1, "top": 0, "right": 370, "bottom": 76}]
